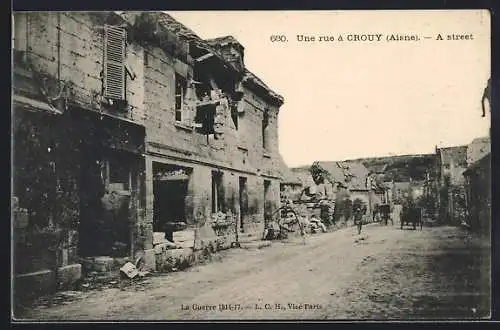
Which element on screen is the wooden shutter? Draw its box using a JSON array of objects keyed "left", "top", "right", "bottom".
[{"left": 104, "top": 25, "right": 126, "bottom": 100}]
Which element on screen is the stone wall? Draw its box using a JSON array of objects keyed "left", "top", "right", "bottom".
[
  {"left": 13, "top": 110, "right": 83, "bottom": 300},
  {"left": 142, "top": 24, "right": 283, "bottom": 251},
  {"left": 145, "top": 155, "right": 280, "bottom": 246},
  {"left": 13, "top": 12, "right": 146, "bottom": 123},
  {"left": 466, "top": 139, "right": 490, "bottom": 167},
  {"left": 464, "top": 155, "right": 491, "bottom": 234},
  {"left": 143, "top": 44, "right": 282, "bottom": 183}
]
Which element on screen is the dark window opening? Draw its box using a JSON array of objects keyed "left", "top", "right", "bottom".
[
  {"left": 79, "top": 153, "right": 132, "bottom": 258},
  {"left": 152, "top": 163, "right": 192, "bottom": 241},
  {"left": 195, "top": 80, "right": 212, "bottom": 101},
  {"left": 108, "top": 157, "right": 130, "bottom": 191},
  {"left": 231, "top": 103, "right": 239, "bottom": 130},
  {"left": 175, "top": 73, "right": 187, "bottom": 122},
  {"left": 262, "top": 109, "right": 270, "bottom": 150},
  {"left": 194, "top": 104, "right": 216, "bottom": 135},
  {"left": 239, "top": 176, "right": 248, "bottom": 232},
  {"left": 264, "top": 180, "right": 272, "bottom": 223},
  {"left": 212, "top": 171, "right": 225, "bottom": 213}
]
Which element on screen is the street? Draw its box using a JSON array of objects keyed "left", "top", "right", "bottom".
[{"left": 16, "top": 224, "right": 490, "bottom": 321}]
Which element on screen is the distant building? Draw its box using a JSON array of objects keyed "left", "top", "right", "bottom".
[
  {"left": 466, "top": 137, "right": 490, "bottom": 167},
  {"left": 391, "top": 181, "right": 411, "bottom": 203},
  {"left": 310, "top": 161, "right": 387, "bottom": 215},
  {"left": 278, "top": 155, "right": 303, "bottom": 202},
  {"left": 463, "top": 152, "right": 491, "bottom": 234},
  {"left": 435, "top": 145, "right": 468, "bottom": 224}
]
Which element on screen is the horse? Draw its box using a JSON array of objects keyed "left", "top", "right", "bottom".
[{"left": 401, "top": 206, "right": 423, "bottom": 230}]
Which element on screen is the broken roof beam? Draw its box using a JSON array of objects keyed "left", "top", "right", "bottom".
[
  {"left": 196, "top": 99, "right": 221, "bottom": 108},
  {"left": 195, "top": 52, "right": 214, "bottom": 63}
]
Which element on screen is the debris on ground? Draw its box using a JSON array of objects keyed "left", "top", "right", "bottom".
[
  {"left": 354, "top": 234, "right": 369, "bottom": 244},
  {"left": 34, "top": 290, "right": 84, "bottom": 308},
  {"left": 138, "top": 271, "right": 151, "bottom": 277},
  {"left": 120, "top": 262, "right": 140, "bottom": 279}
]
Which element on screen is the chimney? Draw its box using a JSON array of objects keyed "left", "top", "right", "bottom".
[{"left": 207, "top": 36, "right": 245, "bottom": 72}]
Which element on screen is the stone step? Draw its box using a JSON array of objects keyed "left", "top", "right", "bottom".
[
  {"left": 239, "top": 240, "right": 272, "bottom": 250},
  {"left": 238, "top": 237, "right": 262, "bottom": 244},
  {"left": 238, "top": 233, "right": 262, "bottom": 243},
  {"left": 82, "top": 270, "right": 120, "bottom": 284}
]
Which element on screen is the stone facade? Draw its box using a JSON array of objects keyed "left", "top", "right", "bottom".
[
  {"left": 463, "top": 153, "right": 491, "bottom": 234},
  {"left": 13, "top": 11, "right": 150, "bottom": 299},
  {"left": 12, "top": 11, "right": 285, "bottom": 294},
  {"left": 466, "top": 137, "right": 490, "bottom": 167},
  {"left": 435, "top": 145, "right": 468, "bottom": 224},
  {"left": 133, "top": 13, "right": 284, "bottom": 267}
]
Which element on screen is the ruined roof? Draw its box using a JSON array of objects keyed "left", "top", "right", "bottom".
[
  {"left": 371, "top": 174, "right": 387, "bottom": 191},
  {"left": 205, "top": 35, "right": 245, "bottom": 50},
  {"left": 463, "top": 151, "right": 491, "bottom": 175},
  {"left": 291, "top": 168, "right": 316, "bottom": 188},
  {"left": 470, "top": 136, "right": 490, "bottom": 145},
  {"left": 438, "top": 145, "right": 468, "bottom": 166},
  {"left": 315, "top": 161, "right": 370, "bottom": 190},
  {"left": 242, "top": 70, "right": 284, "bottom": 106},
  {"left": 278, "top": 155, "right": 302, "bottom": 185},
  {"left": 156, "top": 13, "right": 203, "bottom": 42},
  {"left": 157, "top": 13, "right": 283, "bottom": 106}
]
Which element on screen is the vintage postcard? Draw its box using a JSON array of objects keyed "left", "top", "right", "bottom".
[{"left": 11, "top": 10, "right": 491, "bottom": 321}]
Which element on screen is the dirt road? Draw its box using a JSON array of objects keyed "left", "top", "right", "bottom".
[{"left": 16, "top": 224, "right": 491, "bottom": 320}]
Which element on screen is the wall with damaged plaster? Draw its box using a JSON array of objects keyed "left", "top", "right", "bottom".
[
  {"left": 14, "top": 12, "right": 146, "bottom": 123},
  {"left": 142, "top": 34, "right": 282, "bottom": 239},
  {"left": 13, "top": 12, "right": 149, "bottom": 292}
]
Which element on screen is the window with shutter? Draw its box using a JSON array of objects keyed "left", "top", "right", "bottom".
[{"left": 104, "top": 25, "right": 126, "bottom": 100}]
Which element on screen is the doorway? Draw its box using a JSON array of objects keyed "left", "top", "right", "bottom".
[
  {"left": 152, "top": 163, "right": 191, "bottom": 242},
  {"left": 79, "top": 150, "right": 132, "bottom": 258},
  {"left": 264, "top": 180, "right": 272, "bottom": 225},
  {"left": 211, "top": 171, "right": 225, "bottom": 214},
  {"left": 239, "top": 176, "right": 248, "bottom": 233}
]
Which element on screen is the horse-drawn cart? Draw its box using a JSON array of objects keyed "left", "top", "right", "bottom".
[{"left": 401, "top": 206, "right": 423, "bottom": 230}]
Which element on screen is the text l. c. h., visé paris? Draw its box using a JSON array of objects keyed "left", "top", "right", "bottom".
[{"left": 181, "top": 302, "right": 323, "bottom": 312}]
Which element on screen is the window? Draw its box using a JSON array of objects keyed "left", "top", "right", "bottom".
[
  {"left": 264, "top": 180, "right": 272, "bottom": 221},
  {"left": 108, "top": 157, "right": 130, "bottom": 191},
  {"left": 211, "top": 171, "right": 225, "bottom": 213},
  {"left": 262, "top": 109, "right": 270, "bottom": 150},
  {"left": 175, "top": 73, "right": 187, "bottom": 122},
  {"left": 231, "top": 104, "right": 239, "bottom": 130},
  {"left": 103, "top": 25, "right": 127, "bottom": 100}
]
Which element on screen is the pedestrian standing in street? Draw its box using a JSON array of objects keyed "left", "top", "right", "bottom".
[
  {"left": 354, "top": 206, "right": 363, "bottom": 235},
  {"left": 392, "top": 203, "right": 403, "bottom": 226}
]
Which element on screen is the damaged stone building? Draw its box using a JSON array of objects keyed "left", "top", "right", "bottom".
[
  {"left": 435, "top": 145, "right": 468, "bottom": 225},
  {"left": 310, "top": 161, "right": 387, "bottom": 214},
  {"left": 12, "top": 11, "right": 284, "bottom": 298}
]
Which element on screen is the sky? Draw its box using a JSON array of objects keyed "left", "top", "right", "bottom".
[{"left": 169, "top": 10, "right": 491, "bottom": 167}]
